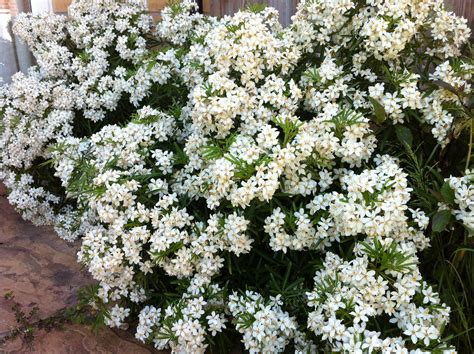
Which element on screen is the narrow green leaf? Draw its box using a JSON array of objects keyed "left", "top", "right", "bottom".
[{"left": 247, "top": 3, "right": 266, "bottom": 13}]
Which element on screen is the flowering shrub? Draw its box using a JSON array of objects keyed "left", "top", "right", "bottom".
[{"left": 1, "top": 0, "right": 473, "bottom": 352}]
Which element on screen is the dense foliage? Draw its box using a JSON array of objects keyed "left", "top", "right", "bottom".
[{"left": 0, "top": 0, "right": 473, "bottom": 352}]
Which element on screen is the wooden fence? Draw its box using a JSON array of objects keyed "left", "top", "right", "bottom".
[
  {"left": 47, "top": 0, "right": 474, "bottom": 27},
  {"left": 203, "top": 0, "right": 298, "bottom": 26},
  {"left": 204, "top": 0, "right": 473, "bottom": 28},
  {"left": 449, "top": 0, "right": 474, "bottom": 28}
]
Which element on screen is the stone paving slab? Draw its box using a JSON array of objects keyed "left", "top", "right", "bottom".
[
  {"left": 2, "top": 325, "right": 156, "bottom": 354},
  {"left": 0, "top": 190, "right": 162, "bottom": 353},
  {"left": 0, "top": 198, "right": 92, "bottom": 331}
]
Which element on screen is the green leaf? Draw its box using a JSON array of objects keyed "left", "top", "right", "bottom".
[
  {"left": 440, "top": 181, "right": 455, "bottom": 204},
  {"left": 368, "top": 97, "right": 386, "bottom": 124},
  {"left": 432, "top": 210, "right": 452, "bottom": 232},
  {"left": 303, "top": 67, "right": 321, "bottom": 83},
  {"left": 395, "top": 125, "right": 413, "bottom": 148},
  {"left": 148, "top": 242, "right": 184, "bottom": 263},
  {"left": 273, "top": 116, "right": 302, "bottom": 147},
  {"left": 247, "top": 3, "right": 266, "bottom": 13}
]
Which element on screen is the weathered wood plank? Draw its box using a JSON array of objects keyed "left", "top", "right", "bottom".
[
  {"left": 46, "top": 0, "right": 474, "bottom": 26},
  {"left": 267, "top": 0, "right": 298, "bottom": 26},
  {"left": 446, "top": 0, "right": 474, "bottom": 30},
  {"left": 29, "top": 0, "right": 474, "bottom": 31},
  {"left": 204, "top": 0, "right": 221, "bottom": 16},
  {"left": 203, "top": 0, "right": 297, "bottom": 25},
  {"left": 202, "top": 0, "right": 474, "bottom": 28},
  {"left": 223, "top": 0, "right": 245, "bottom": 16},
  {"left": 202, "top": 0, "right": 211, "bottom": 14}
]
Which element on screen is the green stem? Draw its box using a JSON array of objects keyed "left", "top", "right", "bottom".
[{"left": 466, "top": 118, "right": 473, "bottom": 171}]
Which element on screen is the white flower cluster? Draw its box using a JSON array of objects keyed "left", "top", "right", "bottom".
[
  {"left": 307, "top": 239, "right": 454, "bottom": 353},
  {"left": 185, "top": 8, "right": 300, "bottom": 137},
  {"left": 52, "top": 107, "right": 253, "bottom": 304},
  {"left": 292, "top": 0, "right": 472, "bottom": 146},
  {"left": 447, "top": 171, "right": 474, "bottom": 233},
  {"left": 228, "top": 291, "right": 300, "bottom": 353},
  {"left": 135, "top": 284, "right": 226, "bottom": 353},
  {"left": 155, "top": 0, "right": 211, "bottom": 46},
  {"left": 1, "top": 0, "right": 157, "bottom": 236},
  {"left": 265, "top": 155, "right": 430, "bottom": 253},
  {"left": 1, "top": 172, "right": 58, "bottom": 224},
  {"left": 13, "top": 0, "right": 153, "bottom": 119},
  {"left": 1, "top": 0, "right": 472, "bottom": 352},
  {"left": 424, "top": 61, "right": 473, "bottom": 144},
  {"left": 0, "top": 69, "right": 73, "bottom": 233}
]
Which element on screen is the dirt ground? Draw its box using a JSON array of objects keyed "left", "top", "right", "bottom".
[{"left": 0, "top": 185, "right": 161, "bottom": 353}]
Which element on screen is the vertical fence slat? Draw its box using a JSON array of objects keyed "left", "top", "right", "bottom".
[
  {"left": 222, "top": 0, "right": 244, "bottom": 16},
  {"left": 268, "top": 0, "right": 298, "bottom": 26},
  {"left": 202, "top": 0, "right": 298, "bottom": 24},
  {"left": 447, "top": 0, "right": 474, "bottom": 32},
  {"left": 204, "top": 0, "right": 220, "bottom": 16}
]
